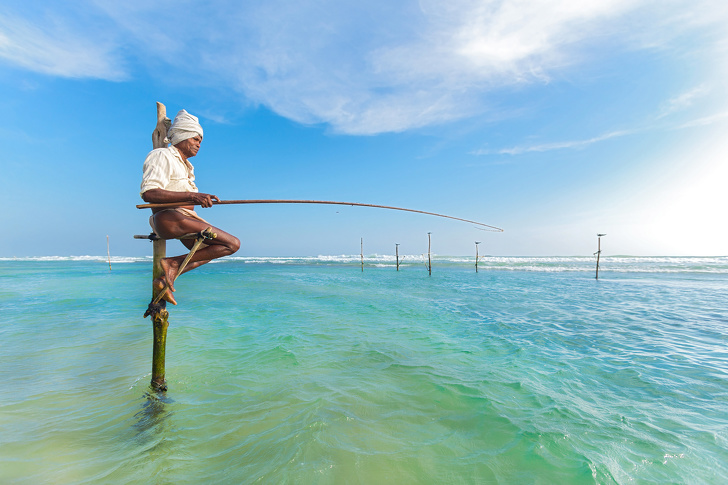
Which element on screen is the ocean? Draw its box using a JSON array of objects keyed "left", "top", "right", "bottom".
[{"left": 1, "top": 256, "right": 726, "bottom": 484}]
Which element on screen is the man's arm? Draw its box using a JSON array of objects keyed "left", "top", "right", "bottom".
[{"left": 142, "top": 188, "right": 220, "bottom": 208}]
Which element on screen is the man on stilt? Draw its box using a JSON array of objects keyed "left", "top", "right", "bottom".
[{"left": 140, "top": 109, "right": 240, "bottom": 305}]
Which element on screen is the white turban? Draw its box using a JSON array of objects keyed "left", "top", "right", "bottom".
[{"left": 166, "top": 109, "right": 203, "bottom": 145}]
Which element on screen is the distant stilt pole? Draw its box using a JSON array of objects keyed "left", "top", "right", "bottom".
[
  {"left": 396, "top": 243, "right": 400, "bottom": 271},
  {"left": 475, "top": 241, "right": 480, "bottom": 273},
  {"left": 361, "top": 237, "right": 364, "bottom": 272},
  {"left": 427, "top": 232, "right": 432, "bottom": 276},
  {"left": 595, "top": 233, "right": 606, "bottom": 280},
  {"left": 107, "top": 235, "right": 112, "bottom": 271}
]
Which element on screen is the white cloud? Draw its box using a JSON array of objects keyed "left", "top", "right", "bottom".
[
  {"left": 3, "top": 1, "right": 728, "bottom": 133},
  {"left": 163, "top": 0, "right": 728, "bottom": 134},
  {"left": 218, "top": 0, "right": 648, "bottom": 134},
  {"left": 0, "top": 11, "right": 126, "bottom": 80}
]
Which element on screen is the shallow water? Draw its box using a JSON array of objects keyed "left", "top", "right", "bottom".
[{"left": 1, "top": 257, "right": 727, "bottom": 483}]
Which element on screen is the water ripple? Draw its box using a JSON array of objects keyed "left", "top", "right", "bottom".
[{"left": 1, "top": 261, "right": 727, "bottom": 483}]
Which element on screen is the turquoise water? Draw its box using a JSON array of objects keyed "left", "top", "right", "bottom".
[{"left": 1, "top": 257, "right": 727, "bottom": 483}]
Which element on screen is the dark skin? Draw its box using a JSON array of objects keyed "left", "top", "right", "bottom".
[{"left": 142, "top": 136, "right": 240, "bottom": 305}]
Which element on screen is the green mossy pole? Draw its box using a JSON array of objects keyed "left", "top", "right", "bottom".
[
  {"left": 150, "top": 102, "right": 170, "bottom": 392},
  {"left": 151, "top": 238, "right": 169, "bottom": 391}
]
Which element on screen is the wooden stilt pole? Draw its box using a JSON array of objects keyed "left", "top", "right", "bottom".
[
  {"left": 151, "top": 238, "right": 169, "bottom": 391},
  {"left": 361, "top": 238, "right": 364, "bottom": 272},
  {"left": 149, "top": 102, "right": 170, "bottom": 392},
  {"left": 396, "top": 243, "right": 400, "bottom": 271},
  {"left": 475, "top": 241, "right": 480, "bottom": 273},
  {"left": 427, "top": 232, "right": 432, "bottom": 276},
  {"left": 595, "top": 233, "right": 606, "bottom": 280}
]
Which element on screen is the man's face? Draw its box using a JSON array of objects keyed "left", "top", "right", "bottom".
[{"left": 175, "top": 135, "right": 202, "bottom": 159}]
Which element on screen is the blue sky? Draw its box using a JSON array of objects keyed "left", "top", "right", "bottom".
[{"left": 1, "top": 0, "right": 727, "bottom": 257}]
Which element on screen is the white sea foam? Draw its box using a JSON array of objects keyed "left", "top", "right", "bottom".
[
  {"left": 2, "top": 255, "right": 726, "bottom": 273},
  {"left": 220, "top": 255, "right": 728, "bottom": 273},
  {"left": 0, "top": 255, "right": 150, "bottom": 263}
]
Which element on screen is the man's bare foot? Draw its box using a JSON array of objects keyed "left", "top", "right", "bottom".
[
  {"left": 159, "top": 257, "right": 178, "bottom": 293},
  {"left": 153, "top": 277, "right": 177, "bottom": 305}
]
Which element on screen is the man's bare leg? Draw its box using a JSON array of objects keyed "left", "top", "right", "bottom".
[{"left": 151, "top": 210, "right": 240, "bottom": 298}]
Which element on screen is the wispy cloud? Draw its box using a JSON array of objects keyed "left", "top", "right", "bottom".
[
  {"left": 675, "top": 110, "right": 728, "bottom": 129},
  {"left": 0, "top": 11, "right": 126, "bottom": 80},
  {"left": 657, "top": 85, "right": 710, "bottom": 119},
  {"left": 2, "top": 1, "right": 728, "bottom": 134},
  {"left": 473, "top": 130, "right": 632, "bottom": 156},
  {"left": 472, "top": 101, "right": 728, "bottom": 157}
]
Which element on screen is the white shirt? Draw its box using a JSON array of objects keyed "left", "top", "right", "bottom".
[{"left": 140, "top": 146, "right": 199, "bottom": 197}]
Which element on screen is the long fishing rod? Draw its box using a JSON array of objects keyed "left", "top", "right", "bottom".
[{"left": 136, "top": 199, "right": 504, "bottom": 232}]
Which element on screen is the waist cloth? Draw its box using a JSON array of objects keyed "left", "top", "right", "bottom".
[{"left": 149, "top": 208, "right": 211, "bottom": 242}]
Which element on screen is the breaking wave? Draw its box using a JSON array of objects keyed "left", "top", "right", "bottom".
[{"left": 3, "top": 255, "right": 726, "bottom": 273}]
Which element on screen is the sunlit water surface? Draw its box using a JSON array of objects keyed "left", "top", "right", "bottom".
[{"left": 1, "top": 257, "right": 727, "bottom": 483}]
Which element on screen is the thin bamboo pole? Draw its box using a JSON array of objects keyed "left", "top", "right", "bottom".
[
  {"left": 137, "top": 200, "right": 503, "bottom": 232},
  {"left": 396, "top": 243, "right": 400, "bottom": 271},
  {"left": 361, "top": 238, "right": 364, "bottom": 272}
]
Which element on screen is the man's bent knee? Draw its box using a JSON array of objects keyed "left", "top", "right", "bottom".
[{"left": 229, "top": 236, "right": 241, "bottom": 254}]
